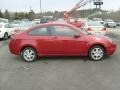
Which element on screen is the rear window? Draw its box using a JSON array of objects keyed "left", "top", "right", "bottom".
[
  {"left": 87, "top": 22, "right": 103, "bottom": 26},
  {"left": 93, "top": 18, "right": 103, "bottom": 21},
  {"left": 28, "top": 27, "right": 51, "bottom": 36},
  {"left": 51, "top": 26, "right": 76, "bottom": 36}
]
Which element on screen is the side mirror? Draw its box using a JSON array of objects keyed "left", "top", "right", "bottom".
[{"left": 74, "top": 34, "right": 80, "bottom": 38}]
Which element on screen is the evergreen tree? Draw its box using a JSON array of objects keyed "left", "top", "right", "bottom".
[
  {"left": 28, "top": 10, "right": 35, "bottom": 20},
  {"left": 14, "top": 12, "right": 19, "bottom": 19},
  {"left": 4, "top": 9, "right": 10, "bottom": 19},
  {"left": 0, "top": 10, "right": 3, "bottom": 18},
  {"left": 25, "top": 13, "right": 29, "bottom": 19}
]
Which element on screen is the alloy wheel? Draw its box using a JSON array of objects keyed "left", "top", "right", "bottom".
[
  {"left": 89, "top": 46, "right": 105, "bottom": 61},
  {"left": 21, "top": 47, "right": 37, "bottom": 62}
]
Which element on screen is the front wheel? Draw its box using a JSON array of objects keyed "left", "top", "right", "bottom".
[
  {"left": 89, "top": 46, "right": 105, "bottom": 61},
  {"left": 21, "top": 47, "right": 37, "bottom": 62}
]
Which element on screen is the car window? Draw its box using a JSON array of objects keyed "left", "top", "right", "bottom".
[
  {"left": 5, "top": 24, "right": 9, "bottom": 28},
  {"left": 93, "top": 18, "right": 103, "bottom": 21},
  {"left": 5, "top": 24, "right": 11, "bottom": 28},
  {"left": 40, "top": 18, "right": 47, "bottom": 23},
  {"left": 105, "top": 19, "right": 114, "bottom": 22},
  {"left": 28, "top": 27, "right": 51, "bottom": 36},
  {"left": 51, "top": 26, "right": 77, "bottom": 36},
  {"left": 87, "top": 22, "right": 103, "bottom": 26}
]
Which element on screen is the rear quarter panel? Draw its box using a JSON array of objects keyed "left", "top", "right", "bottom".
[{"left": 20, "top": 39, "right": 38, "bottom": 54}]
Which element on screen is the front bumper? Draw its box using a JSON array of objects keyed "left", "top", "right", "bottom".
[{"left": 106, "top": 43, "right": 116, "bottom": 55}]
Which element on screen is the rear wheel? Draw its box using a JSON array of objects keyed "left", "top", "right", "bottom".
[
  {"left": 21, "top": 47, "right": 37, "bottom": 62},
  {"left": 4, "top": 33, "right": 8, "bottom": 40},
  {"left": 89, "top": 46, "right": 105, "bottom": 61}
]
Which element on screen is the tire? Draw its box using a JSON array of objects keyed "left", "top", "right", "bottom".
[
  {"left": 4, "top": 33, "right": 8, "bottom": 40},
  {"left": 89, "top": 46, "right": 105, "bottom": 61},
  {"left": 21, "top": 47, "right": 37, "bottom": 62}
]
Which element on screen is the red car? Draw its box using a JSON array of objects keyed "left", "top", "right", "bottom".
[{"left": 9, "top": 23, "right": 116, "bottom": 62}]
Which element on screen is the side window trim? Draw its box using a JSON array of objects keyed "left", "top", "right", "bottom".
[
  {"left": 28, "top": 26, "right": 52, "bottom": 36},
  {"left": 50, "top": 25, "right": 78, "bottom": 37}
]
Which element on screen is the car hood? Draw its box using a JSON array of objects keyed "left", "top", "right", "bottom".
[{"left": 84, "top": 34, "right": 112, "bottom": 43}]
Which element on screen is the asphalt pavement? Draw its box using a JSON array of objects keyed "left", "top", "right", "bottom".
[{"left": 0, "top": 27, "right": 120, "bottom": 90}]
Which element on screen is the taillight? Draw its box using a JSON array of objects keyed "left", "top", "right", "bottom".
[
  {"left": 87, "top": 27, "right": 92, "bottom": 31},
  {"left": 101, "top": 27, "right": 106, "bottom": 31}
]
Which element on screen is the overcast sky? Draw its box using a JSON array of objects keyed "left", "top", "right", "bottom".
[{"left": 0, "top": 0, "right": 120, "bottom": 12}]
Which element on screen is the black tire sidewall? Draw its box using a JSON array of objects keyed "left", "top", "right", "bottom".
[{"left": 4, "top": 33, "right": 8, "bottom": 40}]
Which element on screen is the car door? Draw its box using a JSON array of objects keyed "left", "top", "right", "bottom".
[
  {"left": 51, "top": 25, "right": 87, "bottom": 55},
  {"left": 28, "top": 26, "right": 65, "bottom": 55}
]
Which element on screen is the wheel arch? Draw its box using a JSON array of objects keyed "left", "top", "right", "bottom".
[
  {"left": 20, "top": 45, "right": 38, "bottom": 56},
  {"left": 88, "top": 44, "right": 106, "bottom": 55}
]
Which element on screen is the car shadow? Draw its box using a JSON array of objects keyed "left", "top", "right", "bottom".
[
  {"left": 12, "top": 55, "right": 110, "bottom": 63},
  {"left": 0, "top": 38, "right": 4, "bottom": 41},
  {"left": 36, "top": 56, "right": 89, "bottom": 62},
  {"left": 12, "top": 55, "right": 89, "bottom": 63}
]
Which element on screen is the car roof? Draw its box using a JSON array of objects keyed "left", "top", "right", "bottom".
[
  {"left": 31, "top": 22, "right": 77, "bottom": 29},
  {"left": 27, "top": 22, "right": 80, "bottom": 32}
]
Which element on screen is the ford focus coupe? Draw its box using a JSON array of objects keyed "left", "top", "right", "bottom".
[{"left": 9, "top": 23, "right": 116, "bottom": 62}]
